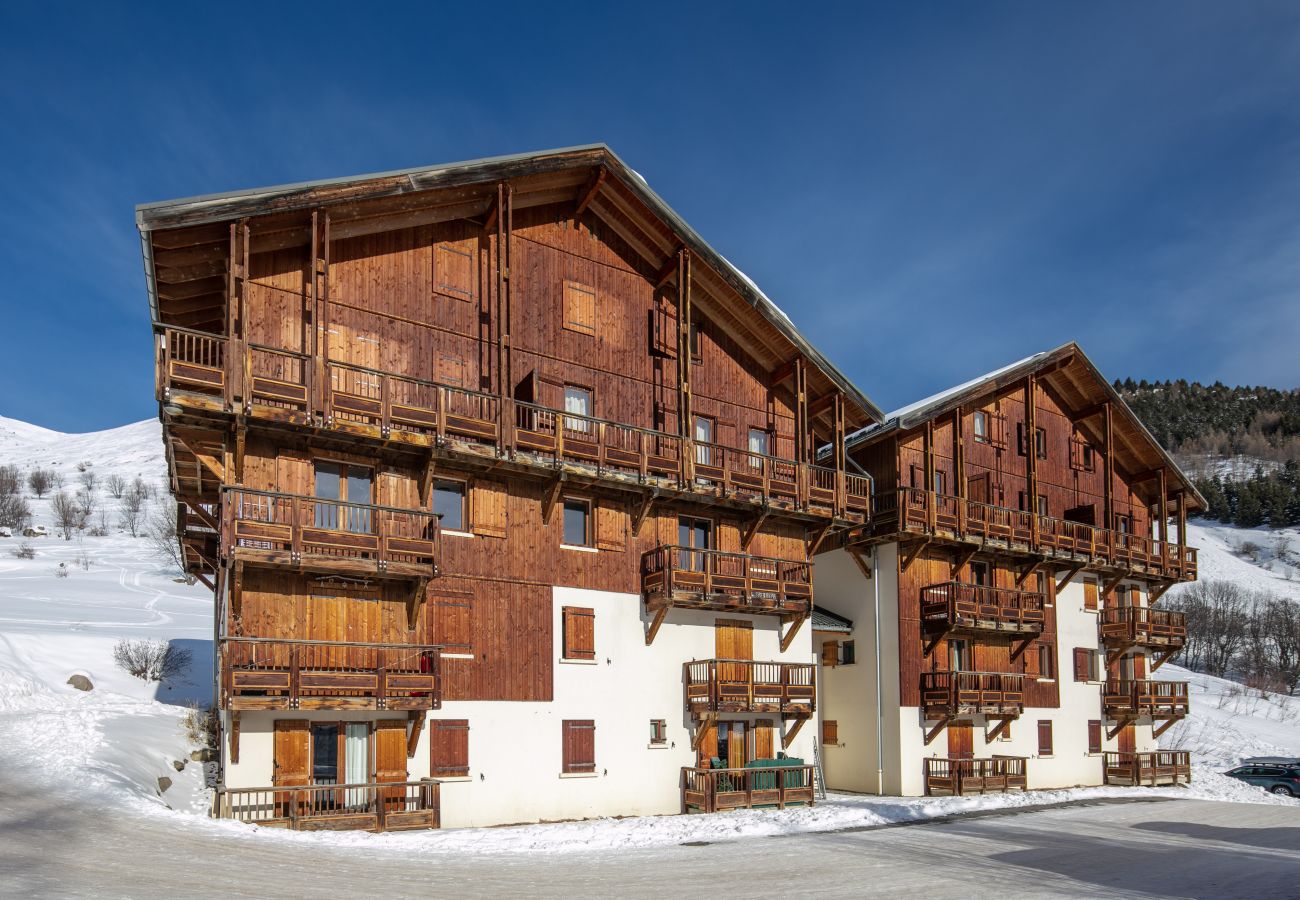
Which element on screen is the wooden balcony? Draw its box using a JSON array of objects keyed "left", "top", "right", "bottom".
[
  {"left": 1102, "top": 750, "right": 1192, "bottom": 786},
  {"left": 215, "top": 780, "right": 439, "bottom": 831},
  {"left": 220, "top": 638, "right": 441, "bottom": 711},
  {"left": 1103, "top": 680, "right": 1190, "bottom": 720},
  {"left": 157, "top": 326, "right": 871, "bottom": 522},
  {"left": 221, "top": 487, "right": 438, "bottom": 581},
  {"left": 924, "top": 756, "right": 1028, "bottom": 796},
  {"left": 682, "top": 764, "right": 816, "bottom": 813},
  {"left": 1099, "top": 606, "right": 1187, "bottom": 650},
  {"left": 920, "top": 582, "right": 1046, "bottom": 638},
  {"left": 921, "top": 671, "right": 1025, "bottom": 717},
  {"left": 882, "top": 487, "right": 1197, "bottom": 581},
  {"left": 641, "top": 546, "right": 812, "bottom": 617},
  {"left": 684, "top": 659, "right": 815, "bottom": 716}
]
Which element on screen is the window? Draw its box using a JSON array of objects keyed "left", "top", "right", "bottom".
[
  {"left": 970, "top": 561, "right": 991, "bottom": 586},
  {"left": 1087, "top": 720, "right": 1102, "bottom": 754},
  {"left": 948, "top": 639, "right": 971, "bottom": 672},
  {"left": 1082, "top": 444, "right": 1095, "bottom": 470},
  {"left": 822, "top": 720, "right": 838, "bottom": 746},
  {"left": 1031, "top": 642, "right": 1055, "bottom": 679},
  {"left": 973, "top": 410, "right": 989, "bottom": 443},
  {"left": 840, "top": 640, "right": 856, "bottom": 665},
  {"left": 562, "top": 498, "right": 591, "bottom": 547},
  {"left": 934, "top": 470, "right": 947, "bottom": 496},
  {"left": 1037, "top": 494, "right": 1049, "bottom": 517},
  {"left": 649, "top": 719, "right": 667, "bottom": 745},
  {"left": 433, "top": 479, "right": 467, "bottom": 532},
  {"left": 562, "top": 606, "right": 595, "bottom": 661},
  {"left": 1074, "top": 648, "right": 1100, "bottom": 682},
  {"left": 430, "top": 720, "right": 470, "bottom": 777},
  {"left": 563, "top": 280, "right": 596, "bottom": 335},
  {"left": 563, "top": 385, "right": 593, "bottom": 432},
  {"left": 1035, "top": 427, "right": 1047, "bottom": 460},
  {"left": 748, "top": 427, "right": 771, "bottom": 458},
  {"left": 1037, "top": 720, "right": 1054, "bottom": 756},
  {"left": 678, "top": 516, "right": 713, "bottom": 571},
  {"left": 313, "top": 461, "right": 373, "bottom": 533},
  {"left": 688, "top": 318, "right": 702, "bottom": 362},
  {"left": 562, "top": 720, "right": 596, "bottom": 774},
  {"left": 821, "top": 640, "right": 855, "bottom": 667},
  {"left": 693, "top": 415, "right": 715, "bottom": 467}
]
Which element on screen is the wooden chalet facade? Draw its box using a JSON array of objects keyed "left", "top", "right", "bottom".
[
  {"left": 812, "top": 345, "right": 1200, "bottom": 797},
  {"left": 139, "top": 145, "right": 880, "bottom": 830}
]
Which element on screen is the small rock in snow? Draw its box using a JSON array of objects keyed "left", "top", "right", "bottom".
[
  {"left": 157, "top": 776, "right": 172, "bottom": 794},
  {"left": 66, "top": 674, "right": 93, "bottom": 691},
  {"left": 172, "top": 759, "right": 186, "bottom": 772},
  {"left": 190, "top": 748, "right": 216, "bottom": 763}
]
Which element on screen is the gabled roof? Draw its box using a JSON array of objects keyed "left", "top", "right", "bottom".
[
  {"left": 136, "top": 144, "right": 883, "bottom": 426},
  {"left": 846, "top": 342, "right": 1206, "bottom": 511}
]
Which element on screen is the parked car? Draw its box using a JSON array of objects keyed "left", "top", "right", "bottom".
[{"left": 1223, "top": 763, "right": 1300, "bottom": 796}]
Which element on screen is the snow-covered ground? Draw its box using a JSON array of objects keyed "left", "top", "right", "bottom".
[{"left": 0, "top": 414, "right": 1296, "bottom": 857}]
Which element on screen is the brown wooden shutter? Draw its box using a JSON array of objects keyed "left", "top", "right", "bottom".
[
  {"left": 435, "top": 239, "right": 477, "bottom": 301},
  {"left": 1037, "top": 720, "right": 1053, "bottom": 756},
  {"left": 754, "top": 720, "right": 774, "bottom": 759},
  {"left": 821, "top": 640, "right": 839, "bottom": 668},
  {"left": 1073, "top": 648, "right": 1091, "bottom": 682},
  {"left": 431, "top": 588, "right": 473, "bottom": 652},
  {"left": 1084, "top": 579, "right": 1098, "bottom": 610},
  {"left": 436, "top": 353, "right": 466, "bottom": 387},
  {"left": 822, "top": 720, "right": 838, "bottom": 745},
  {"left": 562, "top": 606, "right": 596, "bottom": 661},
  {"left": 375, "top": 720, "right": 409, "bottom": 783},
  {"left": 470, "top": 478, "right": 506, "bottom": 538},
  {"left": 430, "top": 719, "right": 470, "bottom": 777},
  {"left": 650, "top": 304, "right": 678, "bottom": 357},
  {"left": 272, "top": 720, "right": 310, "bottom": 786},
  {"left": 594, "top": 500, "right": 627, "bottom": 551},
  {"left": 562, "top": 720, "right": 596, "bottom": 773},
  {"left": 1025, "top": 643, "right": 1041, "bottom": 677},
  {"left": 562, "top": 280, "right": 596, "bottom": 335},
  {"left": 1087, "top": 720, "right": 1102, "bottom": 754}
]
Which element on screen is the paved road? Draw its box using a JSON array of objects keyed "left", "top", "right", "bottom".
[{"left": 2, "top": 790, "right": 1297, "bottom": 899}]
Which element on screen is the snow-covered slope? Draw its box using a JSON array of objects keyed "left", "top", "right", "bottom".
[{"left": 0, "top": 414, "right": 1296, "bottom": 853}]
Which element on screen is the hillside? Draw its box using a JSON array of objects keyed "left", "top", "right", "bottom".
[{"left": 0, "top": 414, "right": 1295, "bottom": 851}]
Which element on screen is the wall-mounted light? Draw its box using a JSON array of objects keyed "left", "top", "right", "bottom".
[{"left": 162, "top": 403, "right": 183, "bottom": 417}]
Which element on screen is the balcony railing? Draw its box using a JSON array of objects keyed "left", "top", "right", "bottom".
[
  {"left": 215, "top": 780, "right": 439, "bottom": 831},
  {"left": 641, "top": 546, "right": 812, "bottom": 615},
  {"left": 684, "top": 659, "right": 815, "bottom": 715},
  {"left": 220, "top": 638, "right": 441, "bottom": 711},
  {"left": 221, "top": 487, "right": 438, "bottom": 579},
  {"left": 1102, "top": 750, "right": 1192, "bottom": 786},
  {"left": 921, "top": 671, "right": 1025, "bottom": 716},
  {"left": 682, "top": 765, "right": 816, "bottom": 813},
  {"left": 924, "top": 756, "right": 1028, "bottom": 796},
  {"left": 920, "top": 582, "right": 1046, "bottom": 636},
  {"left": 157, "top": 326, "right": 871, "bottom": 522},
  {"left": 1103, "top": 680, "right": 1190, "bottom": 718},
  {"left": 886, "top": 488, "right": 1196, "bottom": 581},
  {"left": 1099, "top": 606, "right": 1187, "bottom": 649}
]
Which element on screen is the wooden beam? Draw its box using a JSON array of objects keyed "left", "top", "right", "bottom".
[
  {"left": 783, "top": 715, "right": 808, "bottom": 749},
  {"left": 1102, "top": 573, "right": 1127, "bottom": 598},
  {"left": 901, "top": 538, "right": 931, "bottom": 574},
  {"left": 924, "top": 717, "right": 950, "bottom": 746},
  {"left": 645, "top": 605, "right": 668, "bottom": 646},
  {"left": 1151, "top": 647, "right": 1179, "bottom": 672},
  {"left": 847, "top": 546, "right": 873, "bottom": 579},
  {"left": 194, "top": 571, "right": 216, "bottom": 592},
  {"left": 1148, "top": 581, "right": 1173, "bottom": 605},
  {"left": 807, "top": 521, "right": 833, "bottom": 557},
  {"left": 1152, "top": 718, "right": 1180, "bottom": 739},
  {"left": 407, "top": 711, "right": 425, "bottom": 759},
  {"left": 691, "top": 712, "right": 716, "bottom": 751},
  {"left": 418, "top": 452, "right": 436, "bottom": 507},
  {"left": 770, "top": 357, "right": 799, "bottom": 387},
  {"left": 541, "top": 475, "right": 566, "bottom": 525},
  {"left": 1056, "top": 563, "right": 1084, "bottom": 593},
  {"left": 230, "top": 712, "right": 241, "bottom": 764},
  {"left": 572, "top": 167, "right": 607, "bottom": 221},
  {"left": 780, "top": 613, "right": 807, "bottom": 652},
  {"left": 1015, "top": 560, "right": 1041, "bottom": 588},
  {"left": 631, "top": 490, "right": 658, "bottom": 537},
  {"left": 741, "top": 507, "right": 770, "bottom": 552},
  {"left": 951, "top": 545, "right": 978, "bottom": 580},
  {"left": 986, "top": 716, "right": 1013, "bottom": 742},
  {"left": 653, "top": 255, "right": 678, "bottom": 288},
  {"left": 408, "top": 577, "right": 429, "bottom": 629},
  {"left": 1103, "top": 402, "right": 1113, "bottom": 528},
  {"left": 1106, "top": 716, "right": 1134, "bottom": 741}
]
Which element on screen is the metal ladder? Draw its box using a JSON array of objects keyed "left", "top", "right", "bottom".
[{"left": 812, "top": 737, "right": 828, "bottom": 800}]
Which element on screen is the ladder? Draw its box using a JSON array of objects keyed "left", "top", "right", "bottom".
[{"left": 812, "top": 737, "right": 828, "bottom": 800}]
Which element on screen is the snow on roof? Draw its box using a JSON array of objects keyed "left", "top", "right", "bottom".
[{"left": 811, "top": 607, "right": 854, "bottom": 633}]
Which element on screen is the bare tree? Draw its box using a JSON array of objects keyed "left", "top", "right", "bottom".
[
  {"left": 51, "top": 492, "right": 80, "bottom": 540},
  {"left": 105, "top": 474, "right": 127, "bottom": 499},
  {"left": 0, "top": 465, "right": 20, "bottom": 496},
  {"left": 27, "top": 468, "right": 52, "bottom": 498},
  {"left": 146, "top": 507, "right": 193, "bottom": 581},
  {"left": 74, "top": 489, "right": 95, "bottom": 531},
  {"left": 118, "top": 485, "right": 147, "bottom": 537},
  {"left": 78, "top": 468, "right": 98, "bottom": 494},
  {"left": 0, "top": 494, "right": 32, "bottom": 530},
  {"left": 131, "top": 476, "right": 152, "bottom": 503},
  {"left": 49, "top": 470, "right": 64, "bottom": 491},
  {"left": 112, "top": 639, "right": 191, "bottom": 682}
]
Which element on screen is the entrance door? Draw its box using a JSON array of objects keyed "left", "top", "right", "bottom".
[
  {"left": 314, "top": 461, "right": 374, "bottom": 532},
  {"left": 273, "top": 720, "right": 311, "bottom": 817},
  {"left": 948, "top": 721, "right": 974, "bottom": 760},
  {"left": 1118, "top": 723, "right": 1136, "bottom": 755},
  {"left": 678, "top": 516, "right": 713, "bottom": 572},
  {"left": 718, "top": 720, "right": 748, "bottom": 770},
  {"left": 715, "top": 618, "right": 753, "bottom": 684},
  {"left": 375, "top": 719, "right": 409, "bottom": 812}
]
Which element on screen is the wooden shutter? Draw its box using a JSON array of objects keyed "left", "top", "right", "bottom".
[
  {"left": 562, "top": 606, "right": 596, "bottom": 660},
  {"left": 1083, "top": 579, "right": 1098, "bottom": 610},
  {"left": 272, "top": 720, "right": 310, "bottom": 786},
  {"left": 1037, "top": 720, "right": 1053, "bottom": 756},
  {"left": 1087, "top": 720, "right": 1102, "bottom": 754},
  {"left": 948, "top": 722, "right": 973, "bottom": 759},
  {"left": 754, "top": 720, "right": 774, "bottom": 760},
  {"left": 436, "top": 353, "right": 466, "bottom": 387},
  {"left": 435, "top": 239, "right": 477, "bottom": 301},
  {"left": 431, "top": 589, "right": 473, "bottom": 652},
  {"left": 430, "top": 720, "right": 470, "bottom": 777},
  {"left": 470, "top": 478, "right": 506, "bottom": 538},
  {"left": 696, "top": 719, "right": 718, "bottom": 764},
  {"left": 651, "top": 304, "right": 678, "bottom": 357},
  {"left": 594, "top": 500, "right": 627, "bottom": 551},
  {"left": 562, "top": 280, "right": 596, "bottom": 335},
  {"left": 821, "top": 640, "right": 839, "bottom": 668},
  {"left": 822, "top": 720, "right": 838, "bottom": 745},
  {"left": 1073, "top": 648, "right": 1091, "bottom": 682},
  {"left": 562, "top": 720, "right": 596, "bottom": 773},
  {"left": 1024, "top": 642, "right": 1041, "bottom": 677},
  {"left": 375, "top": 720, "right": 408, "bottom": 784}
]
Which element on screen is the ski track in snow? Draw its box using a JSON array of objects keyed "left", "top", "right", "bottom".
[{"left": 0, "top": 413, "right": 1297, "bottom": 855}]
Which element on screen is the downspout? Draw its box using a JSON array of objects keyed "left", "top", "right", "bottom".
[{"left": 872, "top": 543, "right": 884, "bottom": 795}]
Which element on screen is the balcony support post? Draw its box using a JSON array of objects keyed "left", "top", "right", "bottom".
[
  {"left": 631, "top": 489, "right": 658, "bottom": 538},
  {"left": 1015, "top": 559, "right": 1040, "bottom": 588},
  {"left": 924, "top": 716, "right": 950, "bottom": 745},
  {"left": 951, "top": 545, "right": 978, "bottom": 580},
  {"left": 406, "top": 710, "right": 425, "bottom": 759},
  {"left": 901, "top": 538, "right": 931, "bottom": 574},
  {"left": 741, "top": 507, "right": 770, "bottom": 552},
  {"left": 1151, "top": 647, "right": 1178, "bottom": 672},
  {"left": 1055, "top": 562, "right": 1084, "bottom": 593},
  {"left": 780, "top": 612, "right": 808, "bottom": 652},
  {"left": 1103, "top": 402, "right": 1114, "bottom": 529},
  {"left": 1025, "top": 376, "right": 1039, "bottom": 550},
  {"left": 953, "top": 406, "right": 966, "bottom": 534},
  {"left": 645, "top": 605, "right": 668, "bottom": 646},
  {"left": 782, "top": 715, "right": 807, "bottom": 749}
]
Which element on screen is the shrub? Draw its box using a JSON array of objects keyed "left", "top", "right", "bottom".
[
  {"left": 0, "top": 494, "right": 32, "bottom": 530},
  {"left": 112, "top": 639, "right": 192, "bottom": 682},
  {"left": 105, "top": 474, "right": 127, "bottom": 499},
  {"left": 10, "top": 542, "right": 35, "bottom": 560},
  {"left": 27, "top": 468, "right": 52, "bottom": 498},
  {"left": 0, "top": 465, "right": 20, "bottom": 497}
]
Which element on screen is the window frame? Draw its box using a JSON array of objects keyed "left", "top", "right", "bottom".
[
  {"left": 973, "top": 410, "right": 989, "bottom": 444},
  {"left": 1037, "top": 720, "right": 1054, "bottom": 757},
  {"left": 649, "top": 719, "right": 667, "bottom": 746},
  {"left": 561, "top": 496, "right": 593, "bottom": 548},
  {"left": 432, "top": 477, "right": 468, "bottom": 534}
]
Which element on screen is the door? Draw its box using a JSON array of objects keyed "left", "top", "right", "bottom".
[
  {"left": 948, "top": 721, "right": 974, "bottom": 760},
  {"left": 1118, "top": 723, "right": 1136, "bottom": 755},
  {"left": 694, "top": 415, "right": 715, "bottom": 468},
  {"left": 375, "top": 719, "right": 409, "bottom": 812},
  {"left": 314, "top": 461, "right": 373, "bottom": 532},
  {"left": 678, "top": 515, "right": 713, "bottom": 572},
  {"left": 754, "top": 720, "right": 775, "bottom": 761},
  {"left": 718, "top": 720, "right": 748, "bottom": 770},
  {"left": 273, "top": 720, "right": 310, "bottom": 817},
  {"left": 715, "top": 618, "right": 753, "bottom": 685},
  {"left": 563, "top": 384, "right": 592, "bottom": 433}
]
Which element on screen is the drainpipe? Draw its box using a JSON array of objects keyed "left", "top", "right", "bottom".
[{"left": 872, "top": 544, "right": 884, "bottom": 795}]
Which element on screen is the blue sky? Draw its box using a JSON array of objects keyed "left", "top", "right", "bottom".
[{"left": 2, "top": 2, "right": 1299, "bottom": 431}]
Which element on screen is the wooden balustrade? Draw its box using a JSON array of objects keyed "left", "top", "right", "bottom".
[
  {"left": 1099, "top": 606, "right": 1187, "bottom": 649},
  {"left": 684, "top": 659, "right": 815, "bottom": 714},
  {"left": 682, "top": 765, "right": 816, "bottom": 813},
  {"left": 891, "top": 488, "right": 1197, "bottom": 581},
  {"left": 924, "top": 756, "right": 1028, "bottom": 796},
  {"left": 156, "top": 326, "right": 873, "bottom": 523},
  {"left": 1103, "top": 680, "right": 1190, "bottom": 718},
  {"left": 642, "top": 546, "right": 812, "bottom": 615},
  {"left": 221, "top": 486, "right": 438, "bottom": 579},
  {"left": 919, "top": 582, "right": 1046, "bottom": 636},
  {"left": 220, "top": 637, "right": 441, "bottom": 711},
  {"left": 921, "top": 671, "right": 1025, "bottom": 716},
  {"left": 1102, "top": 750, "right": 1192, "bottom": 786},
  {"left": 215, "top": 779, "right": 440, "bottom": 831}
]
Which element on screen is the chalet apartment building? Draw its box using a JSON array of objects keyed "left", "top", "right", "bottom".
[{"left": 138, "top": 145, "right": 1197, "bottom": 832}]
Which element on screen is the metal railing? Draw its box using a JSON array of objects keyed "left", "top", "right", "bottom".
[
  {"left": 641, "top": 546, "right": 813, "bottom": 614},
  {"left": 924, "top": 756, "right": 1028, "bottom": 795},
  {"left": 215, "top": 780, "right": 440, "bottom": 831},
  {"left": 919, "top": 582, "right": 1046, "bottom": 634},
  {"left": 684, "top": 659, "right": 815, "bottom": 714},
  {"left": 682, "top": 765, "right": 816, "bottom": 813}
]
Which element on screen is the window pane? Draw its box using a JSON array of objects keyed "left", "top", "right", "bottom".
[
  {"left": 345, "top": 467, "right": 373, "bottom": 533},
  {"left": 563, "top": 500, "right": 589, "bottom": 546},
  {"left": 314, "top": 462, "right": 341, "bottom": 529},
  {"left": 434, "top": 480, "right": 465, "bottom": 532},
  {"left": 563, "top": 386, "right": 592, "bottom": 433},
  {"left": 748, "top": 428, "right": 770, "bottom": 456},
  {"left": 312, "top": 724, "right": 338, "bottom": 785}
]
